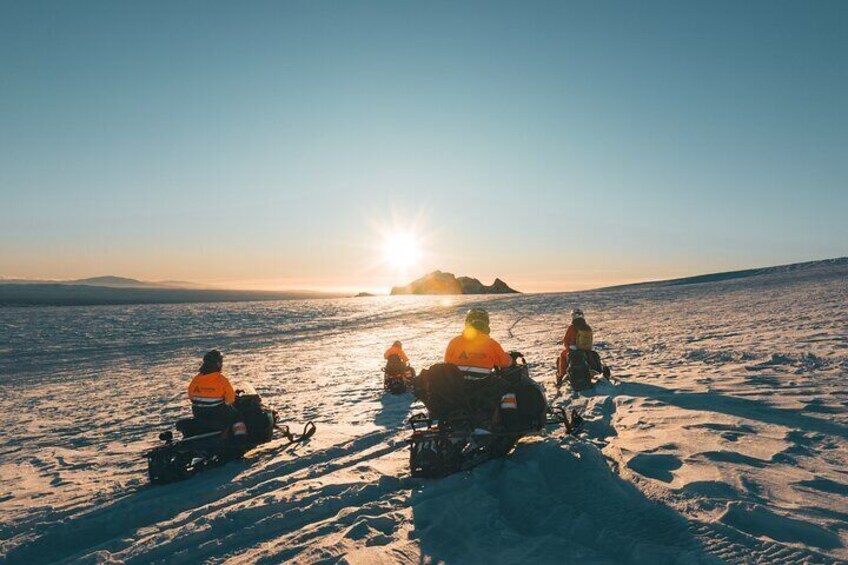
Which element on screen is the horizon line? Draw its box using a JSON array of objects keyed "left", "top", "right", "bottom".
[{"left": 3, "top": 255, "right": 845, "bottom": 297}]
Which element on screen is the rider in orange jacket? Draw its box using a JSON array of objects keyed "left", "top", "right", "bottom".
[
  {"left": 188, "top": 350, "right": 246, "bottom": 436},
  {"left": 383, "top": 340, "right": 411, "bottom": 377},
  {"left": 384, "top": 341, "right": 409, "bottom": 365},
  {"left": 444, "top": 308, "right": 513, "bottom": 375}
]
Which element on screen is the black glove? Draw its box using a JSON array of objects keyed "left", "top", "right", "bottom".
[{"left": 602, "top": 365, "right": 611, "bottom": 379}]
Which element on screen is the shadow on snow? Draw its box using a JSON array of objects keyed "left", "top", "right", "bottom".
[{"left": 410, "top": 440, "right": 716, "bottom": 564}]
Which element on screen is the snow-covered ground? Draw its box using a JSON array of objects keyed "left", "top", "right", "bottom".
[{"left": 1, "top": 260, "right": 846, "bottom": 564}]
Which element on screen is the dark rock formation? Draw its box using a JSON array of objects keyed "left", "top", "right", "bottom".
[{"left": 390, "top": 271, "right": 519, "bottom": 295}]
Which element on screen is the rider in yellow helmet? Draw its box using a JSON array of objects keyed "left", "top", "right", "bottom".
[{"left": 444, "top": 308, "right": 513, "bottom": 375}]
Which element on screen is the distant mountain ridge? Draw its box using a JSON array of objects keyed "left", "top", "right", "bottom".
[
  {"left": 0, "top": 283, "right": 345, "bottom": 306},
  {"left": 391, "top": 271, "right": 519, "bottom": 295},
  {"left": 0, "top": 275, "right": 199, "bottom": 289},
  {"left": 0, "top": 275, "right": 345, "bottom": 306},
  {"left": 601, "top": 256, "right": 848, "bottom": 291}
]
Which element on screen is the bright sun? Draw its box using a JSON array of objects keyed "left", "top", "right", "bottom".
[{"left": 381, "top": 231, "right": 422, "bottom": 271}]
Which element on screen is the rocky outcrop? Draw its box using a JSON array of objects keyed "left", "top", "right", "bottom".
[{"left": 390, "top": 271, "right": 519, "bottom": 295}]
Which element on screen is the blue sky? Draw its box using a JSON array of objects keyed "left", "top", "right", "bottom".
[{"left": 1, "top": 1, "right": 846, "bottom": 292}]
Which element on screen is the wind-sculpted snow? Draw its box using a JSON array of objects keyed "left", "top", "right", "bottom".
[{"left": 1, "top": 262, "right": 846, "bottom": 563}]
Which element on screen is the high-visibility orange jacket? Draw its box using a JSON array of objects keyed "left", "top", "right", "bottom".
[
  {"left": 444, "top": 327, "right": 513, "bottom": 373},
  {"left": 384, "top": 345, "right": 409, "bottom": 364},
  {"left": 188, "top": 371, "right": 235, "bottom": 409}
]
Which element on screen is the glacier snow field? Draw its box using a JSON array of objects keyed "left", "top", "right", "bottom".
[{"left": 1, "top": 261, "right": 846, "bottom": 564}]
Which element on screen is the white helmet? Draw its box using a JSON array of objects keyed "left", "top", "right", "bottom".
[{"left": 571, "top": 308, "right": 584, "bottom": 321}]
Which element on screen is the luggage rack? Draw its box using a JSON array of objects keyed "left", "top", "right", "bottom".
[
  {"left": 407, "top": 410, "right": 530, "bottom": 478},
  {"left": 408, "top": 411, "right": 475, "bottom": 433},
  {"left": 407, "top": 413, "right": 461, "bottom": 478},
  {"left": 408, "top": 412, "right": 434, "bottom": 432}
]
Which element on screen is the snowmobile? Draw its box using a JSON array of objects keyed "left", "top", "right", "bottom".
[
  {"left": 557, "top": 349, "right": 611, "bottom": 392},
  {"left": 407, "top": 353, "right": 581, "bottom": 478},
  {"left": 383, "top": 355, "right": 416, "bottom": 394},
  {"left": 146, "top": 384, "right": 316, "bottom": 485}
]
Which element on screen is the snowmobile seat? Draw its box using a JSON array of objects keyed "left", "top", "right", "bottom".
[{"left": 176, "top": 418, "right": 224, "bottom": 439}]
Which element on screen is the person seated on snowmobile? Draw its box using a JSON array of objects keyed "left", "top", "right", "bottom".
[
  {"left": 383, "top": 340, "right": 410, "bottom": 375},
  {"left": 187, "top": 350, "right": 247, "bottom": 438},
  {"left": 444, "top": 308, "right": 513, "bottom": 376},
  {"left": 556, "top": 309, "right": 607, "bottom": 381}
]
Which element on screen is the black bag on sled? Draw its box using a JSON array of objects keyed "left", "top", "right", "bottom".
[
  {"left": 411, "top": 363, "right": 510, "bottom": 425},
  {"left": 384, "top": 354, "right": 407, "bottom": 376},
  {"left": 500, "top": 362, "right": 547, "bottom": 433},
  {"left": 235, "top": 392, "right": 276, "bottom": 444},
  {"left": 567, "top": 349, "right": 592, "bottom": 392},
  {"left": 411, "top": 361, "right": 546, "bottom": 432}
]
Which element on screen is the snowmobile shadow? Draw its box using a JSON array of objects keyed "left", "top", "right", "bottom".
[
  {"left": 374, "top": 390, "right": 415, "bottom": 428},
  {"left": 3, "top": 460, "right": 251, "bottom": 564},
  {"left": 620, "top": 382, "right": 848, "bottom": 440},
  {"left": 411, "top": 441, "right": 715, "bottom": 564},
  {"left": 6, "top": 429, "right": 401, "bottom": 564}
]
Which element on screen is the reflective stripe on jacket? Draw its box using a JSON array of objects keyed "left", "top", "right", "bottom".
[
  {"left": 444, "top": 327, "right": 512, "bottom": 370},
  {"left": 188, "top": 371, "right": 235, "bottom": 408}
]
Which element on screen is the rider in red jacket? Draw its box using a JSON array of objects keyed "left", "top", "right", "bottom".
[{"left": 557, "top": 309, "right": 604, "bottom": 381}]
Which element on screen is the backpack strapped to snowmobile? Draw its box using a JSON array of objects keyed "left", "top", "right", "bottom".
[
  {"left": 407, "top": 353, "right": 579, "bottom": 478},
  {"left": 146, "top": 385, "right": 315, "bottom": 485},
  {"left": 567, "top": 349, "right": 593, "bottom": 392}
]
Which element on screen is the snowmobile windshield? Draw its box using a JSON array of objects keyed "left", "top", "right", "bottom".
[{"left": 235, "top": 382, "right": 258, "bottom": 396}]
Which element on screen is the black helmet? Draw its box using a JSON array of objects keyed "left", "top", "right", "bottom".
[
  {"left": 465, "top": 308, "right": 490, "bottom": 334},
  {"left": 200, "top": 349, "right": 223, "bottom": 373}
]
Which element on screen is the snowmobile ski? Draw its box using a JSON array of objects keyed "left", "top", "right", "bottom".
[{"left": 278, "top": 421, "right": 317, "bottom": 445}]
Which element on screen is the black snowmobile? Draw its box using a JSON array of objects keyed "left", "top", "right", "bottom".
[
  {"left": 558, "top": 349, "right": 611, "bottom": 392},
  {"left": 407, "top": 353, "right": 580, "bottom": 478},
  {"left": 383, "top": 354, "right": 416, "bottom": 394},
  {"left": 146, "top": 384, "right": 316, "bottom": 485}
]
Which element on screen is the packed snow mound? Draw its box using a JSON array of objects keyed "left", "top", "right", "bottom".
[{"left": 1, "top": 259, "right": 846, "bottom": 563}]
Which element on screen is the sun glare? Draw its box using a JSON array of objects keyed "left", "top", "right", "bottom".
[{"left": 381, "top": 231, "right": 422, "bottom": 271}]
